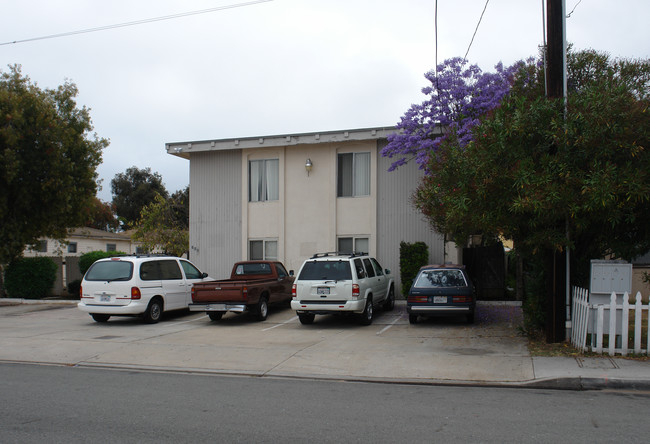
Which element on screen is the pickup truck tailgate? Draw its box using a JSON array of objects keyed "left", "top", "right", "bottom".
[{"left": 192, "top": 281, "right": 245, "bottom": 303}]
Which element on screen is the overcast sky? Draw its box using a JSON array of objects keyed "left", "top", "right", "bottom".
[{"left": 2, "top": 0, "right": 649, "bottom": 201}]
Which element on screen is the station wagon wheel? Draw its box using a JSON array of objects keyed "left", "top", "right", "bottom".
[
  {"left": 208, "top": 312, "right": 224, "bottom": 321},
  {"left": 143, "top": 298, "right": 163, "bottom": 324},
  {"left": 254, "top": 296, "right": 268, "bottom": 321},
  {"left": 91, "top": 313, "right": 110, "bottom": 323},
  {"left": 466, "top": 312, "right": 475, "bottom": 324},
  {"left": 298, "top": 313, "right": 315, "bottom": 325},
  {"left": 409, "top": 314, "right": 418, "bottom": 324},
  {"left": 383, "top": 285, "right": 395, "bottom": 311},
  {"left": 359, "top": 296, "right": 373, "bottom": 325}
]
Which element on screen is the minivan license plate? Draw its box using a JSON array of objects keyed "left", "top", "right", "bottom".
[{"left": 317, "top": 287, "right": 330, "bottom": 295}]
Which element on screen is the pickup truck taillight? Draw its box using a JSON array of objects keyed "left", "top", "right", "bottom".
[
  {"left": 131, "top": 287, "right": 142, "bottom": 300},
  {"left": 191, "top": 286, "right": 195, "bottom": 302},
  {"left": 352, "top": 284, "right": 360, "bottom": 298},
  {"left": 291, "top": 283, "right": 297, "bottom": 298}
]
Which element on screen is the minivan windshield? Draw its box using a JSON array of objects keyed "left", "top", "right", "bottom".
[
  {"left": 85, "top": 261, "right": 133, "bottom": 281},
  {"left": 298, "top": 261, "right": 352, "bottom": 281}
]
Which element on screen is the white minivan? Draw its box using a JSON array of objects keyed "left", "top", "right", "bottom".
[{"left": 78, "top": 255, "right": 211, "bottom": 323}]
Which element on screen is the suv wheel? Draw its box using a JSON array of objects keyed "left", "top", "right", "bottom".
[
  {"left": 383, "top": 285, "right": 395, "bottom": 311},
  {"left": 298, "top": 313, "right": 315, "bottom": 325},
  {"left": 143, "top": 298, "right": 163, "bottom": 324},
  {"left": 359, "top": 297, "right": 373, "bottom": 325}
]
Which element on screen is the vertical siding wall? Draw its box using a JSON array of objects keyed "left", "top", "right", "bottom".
[
  {"left": 189, "top": 150, "right": 242, "bottom": 279},
  {"left": 376, "top": 140, "right": 445, "bottom": 297}
]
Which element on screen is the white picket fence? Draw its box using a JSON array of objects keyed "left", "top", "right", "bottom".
[{"left": 571, "top": 286, "right": 649, "bottom": 356}]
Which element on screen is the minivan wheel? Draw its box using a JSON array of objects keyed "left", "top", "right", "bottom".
[
  {"left": 143, "top": 298, "right": 163, "bottom": 324},
  {"left": 298, "top": 313, "right": 315, "bottom": 325},
  {"left": 383, "top": 286, "right": 395, "bottom": 311},
  {"left": 359, "top": 297, "right": 373, "bottom": 325},
  {"left": 91, "top": 313, "right": 110, "bottom": 323}
]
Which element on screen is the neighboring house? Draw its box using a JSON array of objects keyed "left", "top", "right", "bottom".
[
  {"left": 23, "top": 227, "right": 143, "bottom": 258},
  {"left": 22, "top": 227, "right": 144, "bottom": 296},
  {"left": 167, "top": 126, "right": 459, "bottom": 295}
]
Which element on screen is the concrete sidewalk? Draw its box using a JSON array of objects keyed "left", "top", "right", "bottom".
[{"left": 0, "top": 298, "right": 648, "bottom": 390}]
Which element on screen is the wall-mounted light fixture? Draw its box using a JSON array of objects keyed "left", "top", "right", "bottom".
[{"left": 305, "top": 158, "right": 313, "bottom": 176}]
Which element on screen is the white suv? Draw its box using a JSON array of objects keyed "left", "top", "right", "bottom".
[
  {"left": 78, "top": 255, "right": 211, "bottom": 323},
  {"left": 291, "top": 252, "right": 395, "bottom": 325}
]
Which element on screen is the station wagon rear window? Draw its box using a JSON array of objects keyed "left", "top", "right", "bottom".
[
  {"left": 85, "top": 261, "right": 133, "bottom": 281},
  {"left": 414, "top": 269, "right": 467, "bottom": 288},
  {"left": 298, "top": 261, "right": 352, "bottom": 281}
]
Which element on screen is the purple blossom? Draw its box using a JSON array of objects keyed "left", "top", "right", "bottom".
[{"left": 382, "top": 58, "right": 522, "bottom": 171}]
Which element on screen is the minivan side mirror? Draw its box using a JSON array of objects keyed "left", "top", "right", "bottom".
[{"left": 201, "top": 272, "right": 209, "bottom": 279}]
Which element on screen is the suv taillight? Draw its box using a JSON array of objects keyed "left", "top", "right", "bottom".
[
  {"left": 352, "top": 284, "right": 360, "bottom": 298},
  {"left": 291, "top": 283, "right": 297, "bottom": 298},
  {"left": 131, "top": 287, "right": 141, "bottom": 300}
]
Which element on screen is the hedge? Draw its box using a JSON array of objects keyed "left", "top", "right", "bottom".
[
  {"left": 4, "top": 257, "right": 58, "bottom": 299},
  {"left": 399, "top": 241, "right": 429, "bottom": 296}
]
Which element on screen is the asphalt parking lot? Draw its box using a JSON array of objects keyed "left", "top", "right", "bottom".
[{"left": 0, "top": 300, "right": 534, "bottom": 384}]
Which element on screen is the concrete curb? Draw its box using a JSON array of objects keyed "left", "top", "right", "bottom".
[{"left": 0, "top": 298, "right": 78, "bottom": 306}]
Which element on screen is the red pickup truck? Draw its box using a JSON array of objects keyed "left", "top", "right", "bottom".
[{"left": 189, "top": 261, "right": 294, "bottom": 321}]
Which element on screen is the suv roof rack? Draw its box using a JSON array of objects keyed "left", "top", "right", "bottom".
[{"left": 310, "top": 251, "right": 367, "bottom": 259}]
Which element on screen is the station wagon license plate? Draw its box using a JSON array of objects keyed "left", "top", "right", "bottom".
[
  {"left": 317, "top": 287, "right": 330, "bottom": 295},
  {"left": 433, "top": 296, "right": 447, "bottom": 304}
]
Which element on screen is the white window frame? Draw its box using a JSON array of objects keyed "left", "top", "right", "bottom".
[
  {"left": 249, "top": 159, "right": 279, "bottom": 202},
  {"left": 337, "top": 236, "right": 369, "bottom": 254},
  {"left": 337, "top": 152, "right": 370, "bottom": 197},
  {"left": 249, "top": 239, "right": 278, "bottom": 260}
]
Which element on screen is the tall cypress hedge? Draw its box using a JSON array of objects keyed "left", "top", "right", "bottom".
[
  {"left": 399, "top": 241, "right": 429, "bottom": 296},
  {"left": 4, "top": 257, "right": 58, "bottom": 299}
]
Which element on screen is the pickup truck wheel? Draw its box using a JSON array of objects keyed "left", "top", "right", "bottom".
[
  {"left": 298, "top": 313, "right": 315, "bottom": 325},
  {"left": 383, "top": 285, "right": 395, "bottom": 311},
  {"left": 143, "top": 298, "right": 163, "bottom": 324},
  {"left": 208, "top": 312, "right": 224, "bottom": 321},
  {"left": 254, "top": 296, "right": 268, "bottom": 321},
  {"left": 359, "top": 297, "right": 373, "bottom": 325},
  {"left": 91, "top": 313, "right": 110, "bottom": 323}
]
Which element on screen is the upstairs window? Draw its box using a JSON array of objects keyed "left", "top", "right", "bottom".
[
  {"left": 337, "top": 152, "right": 370, "bottom": 197},
  {"left": 249, "top": 159, "right": 279, "bottom": 202}
]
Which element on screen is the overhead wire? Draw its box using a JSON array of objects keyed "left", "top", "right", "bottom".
[
  {"left": 463, "top": 0, "right": 490, "bottom": 61},
  {"left": 0, "top": 0, "right": 273, "bottom": 46}
]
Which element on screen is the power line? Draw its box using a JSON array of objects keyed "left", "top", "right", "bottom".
[
  {"left": 463, "top": 0, "right": 490, "bottom": 61},
  {"left": 0, "top": 0, "right": 273, "bottom": 46}
]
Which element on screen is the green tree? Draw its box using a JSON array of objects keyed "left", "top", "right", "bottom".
[
  {"left": 131, "top": 193, "right": 189, "bottom": 257},
  {"left": 111, "top": 166, "right": 168, "bottom": 227},
  {"left": 169, "top": 186, "right": 189, "bottom": 230},
  {"left": 412, "top": 50, "right": 650, "bottom": 320},
  {"left": 0, "top": 65, "right": 107, "bottom": 266}
]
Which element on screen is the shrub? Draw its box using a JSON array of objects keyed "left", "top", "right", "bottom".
[
  {"left": 399, "top": 241, "right": 429, "bottom": 296},
  {"left": 79, "top": 250, "right": 125, "bottom": 276},
  {"left": 4, "top": 257, "right": 58, "bottom": 299},
  {"left": 67, "top": 279, "right": 82, "bottom": 298}
]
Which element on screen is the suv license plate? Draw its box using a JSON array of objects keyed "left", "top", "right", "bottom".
[{"left": 317, "top": 287, "right": 330, "bottom": 295}]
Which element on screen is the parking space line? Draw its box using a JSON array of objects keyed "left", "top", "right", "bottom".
[
  {"left": 262, "top": 316, "right": 298, "bottom": 331},
  {"left": 376, "top": 314, "right": 403, "bottom": 335}
]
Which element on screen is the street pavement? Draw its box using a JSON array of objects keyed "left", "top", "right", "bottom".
[{"left": 0, "top": 298, "right": 648, "bottom": 390}]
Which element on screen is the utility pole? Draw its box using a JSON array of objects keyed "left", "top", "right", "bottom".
[{"left": 545, "top": 0, "right": 567, "bottom": 343}]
